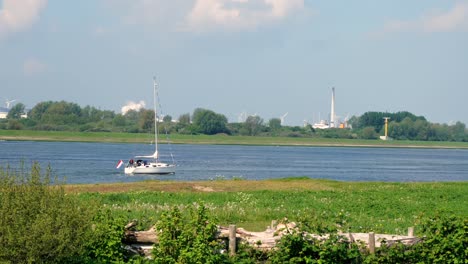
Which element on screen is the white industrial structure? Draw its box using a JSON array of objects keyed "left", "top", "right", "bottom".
[
  {"left": 312, "top": 87, "right": 348, "bottom": 129},
  {"left": 0, "top": 107, "right": 8, "bottom": 119},
  {"left": 330, "top": 87, "right": 336, "bottom": 128}
]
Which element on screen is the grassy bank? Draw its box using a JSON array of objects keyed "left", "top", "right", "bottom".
[
  {"left": 69, "top": 178, "right": 468, "bottom": 233},
  {"left": 2, "top": 129, "right": 468, "bottom": 148}
]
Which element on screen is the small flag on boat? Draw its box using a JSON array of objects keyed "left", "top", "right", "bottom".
[{"left": 116, "top": 160, "right": 124, "bottom": 169}]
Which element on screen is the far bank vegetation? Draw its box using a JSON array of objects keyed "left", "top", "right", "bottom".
[{"left": 2, "top": 101, "right": 468, "bottom": 142}]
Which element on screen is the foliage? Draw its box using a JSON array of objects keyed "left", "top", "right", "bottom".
[
  {"left": 355, "top": 111, "right": 426, "bottom": 132},
  {"left": 413, "top": 213, "right": 467, "bottom": 263},
  {"left": 268, "top": 118, "right": 282, "bottom": 132},
  {"left": 152, "top": 203, "right": 227, "bottom": 264},
  {"left": 2, "top": 100, "right": 467, "bottom": 141},
  {"left": 241, "top": 115, "right": 265, "bottom": 136},
  {"left": 192, "top": 108, "right": 229, "bottom": 135},
  {"left": 83, "top": 209, "right": 128, "bottom": 263},
  {"left": 138, "top": 109, "right": 155, "bottom": 132},
  {"left": 269, "top": 213, "right": 363, "bottom": 264},
  {"left": 6, "top": 103, "right": 26, "bottom": 119},
  {"left": 360, "top": 126, "right": 378, "bottom": 139},
  {"left": 0, "top": 163, "right": 96, "bottom": 263}
]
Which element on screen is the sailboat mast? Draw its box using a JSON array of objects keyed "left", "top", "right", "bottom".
[{"left": 153, "top": 77, "right": 158, "bottom": 159}]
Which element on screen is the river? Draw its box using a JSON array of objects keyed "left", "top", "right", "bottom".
[{"left": 0, "top": 141, "right": 467, "bottom": 184}]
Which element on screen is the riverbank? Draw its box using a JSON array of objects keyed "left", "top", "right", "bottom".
[{"left": 1, "top": 129, "right": 468, "bottom": 148}]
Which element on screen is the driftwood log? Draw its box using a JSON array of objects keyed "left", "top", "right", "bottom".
[{"left": 123, "top": 221, "right": 421, "bottom": 257}]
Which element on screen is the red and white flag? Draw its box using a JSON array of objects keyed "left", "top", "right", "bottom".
[{"left": 116, "top": 160, "right": 124, "bottom": 169}]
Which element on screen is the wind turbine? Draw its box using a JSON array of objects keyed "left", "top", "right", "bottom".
[
  {"left": 5, "top": 99, "right": 16, "bottom": 109},
  {"left": 280, "top": 112, "right": 288, "bottom": 125},
  {"left": 237, "top": 111, "right": 247, "bottom": 123}
]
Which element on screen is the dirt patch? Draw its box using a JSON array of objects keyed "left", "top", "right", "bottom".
[
  {"left": 193, "top": 185, "right": 215, "bottom": 192},
  {"left": 64, "top": 179, "right": 337, "bottom": 194}
]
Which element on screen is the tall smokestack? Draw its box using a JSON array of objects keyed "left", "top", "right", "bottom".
[{"left": 330, "top": 87, "right": 335, "bottom": 128}]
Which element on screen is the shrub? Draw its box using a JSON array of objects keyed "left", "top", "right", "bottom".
[
  {"left": 0, "top": 163, "right": 96, "bottom": 263},
  {"left": 269, "top": 213, "right": 362, "bottom": 264},
  {"left": 413, "top": 213, "right": 467, "bottom": 263},
  {"left": 152, "top": 203, "right": 227, "bottom": 264}
]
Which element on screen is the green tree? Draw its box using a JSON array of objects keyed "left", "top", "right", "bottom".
[
  {"left": 192, "top": 108, "right": 228, "bottom": 135},
  {"left": 163, "top": 115, "right": 172, "bottom": 123},
  {"left": 243, "top": 115, "right": 264, "bottom": 136},
  {"left": 112, "top": 114, "right": 126, "bottom": 127},
  {"left": 178, "top": 113, "right": 190, "bottom": 125},
  {"left": 269, "top": 118, "right": 282, "bottom": 132},
  {"left": 360, "top": 126, "right": 378, "bottom": 139},
  {"left": 28, "top": 101, "right": 53, "bottom": 121},
  {"left": 32, "top": 101, "right": 83, "bottom": 125},
  {"left": 6, "top": 103, "right": 25, "bottom": 119},
  {"left": 139, "top": 109, "right": 155, "bottom": 132},
  {"left": 449, "top": 121, "right": 466, "bottom": 141}
]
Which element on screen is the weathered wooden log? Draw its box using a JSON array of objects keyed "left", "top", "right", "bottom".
[
  {"left": 124, "top": 226, "right": 158, "bottom": 244},
  {"left": 122, "top": 221, "right": 422, "bottom": 254}
]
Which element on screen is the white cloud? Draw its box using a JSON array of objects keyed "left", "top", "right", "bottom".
[
  {"left": 380, "top": 2, "right": 468, "bottom": 35},
  {"left": 0, "top": 0, "right": 47, "bottom": 38},
  {"left": 185, "top": 0, "right": 305, "bottom": 32},
  {"left": 422, "top": 2, "right": 468, "bottom": 32},
  {"left": 23, "top": 58, "right": 47, "bottom": 76},
  {"left": 109, "top": 0, "right": 191, "bottom": 30},
  {"left": 265, "top": 0, "right": 304, "bottom": 18},
  {"left": 104, "top": 0, "right": 304, "bottom": 32}
]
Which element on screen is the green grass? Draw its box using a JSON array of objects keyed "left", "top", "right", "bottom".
[
  {"left": 73, "top": 179, "right": 468, "bottom": 234},
  {"left": 2, "top": 129, "right": 468, "bottom": 148}
]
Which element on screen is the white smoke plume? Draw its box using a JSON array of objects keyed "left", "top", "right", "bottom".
[{"left": 121, "top": 100, "right": 146, "bottom": 115}]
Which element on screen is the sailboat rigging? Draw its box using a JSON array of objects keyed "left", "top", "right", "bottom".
[{"left": 123, "top": 77, "right": 176, "bottom": 174}]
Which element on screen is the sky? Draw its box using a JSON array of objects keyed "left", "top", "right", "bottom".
[{"left": 1, "top": 0, "right": 467, "bottom": 126}]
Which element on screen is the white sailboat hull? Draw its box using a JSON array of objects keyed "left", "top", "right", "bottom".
[{"left": 125, "top": 162, "right": 175, "bottom": 175}]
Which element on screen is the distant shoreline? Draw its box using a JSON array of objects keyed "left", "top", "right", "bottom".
[{"left": 1, "top": 130, "right": 468, "bottom": 149}]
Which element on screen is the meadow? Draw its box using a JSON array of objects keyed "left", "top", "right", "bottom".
[{"left": 69, "top": 178, "right": 468, "bottom": 234}]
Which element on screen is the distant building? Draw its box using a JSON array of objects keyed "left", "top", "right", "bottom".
[
  {"left": 0, "top": 107, "right": 28, "bottom": 119},
  {"left": 0, "top": 107, "right": 8, "bottom": 119}
]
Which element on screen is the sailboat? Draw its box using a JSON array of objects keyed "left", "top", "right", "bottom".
[{"left": 124, "top": 77, "right": 176, "bottom": 174}]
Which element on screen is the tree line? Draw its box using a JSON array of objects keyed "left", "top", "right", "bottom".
[{"left": 2, "top": 101, "right": 467, "bottom": 142}]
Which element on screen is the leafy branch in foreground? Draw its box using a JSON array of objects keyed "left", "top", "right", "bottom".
[
  {"left": 152, "top": 203, "right": 227, "bottom": 264},
  {"left": 0, "top": 163, "right": 96, "bottom": 263}
]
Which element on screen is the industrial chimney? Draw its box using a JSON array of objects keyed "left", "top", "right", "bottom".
[{"left": 330, "top": 87, "right": 335, "bottom": 128}]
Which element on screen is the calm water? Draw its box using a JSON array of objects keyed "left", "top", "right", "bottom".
[{"left": 0, "top": 141, "right": 467, "bottom": 184}]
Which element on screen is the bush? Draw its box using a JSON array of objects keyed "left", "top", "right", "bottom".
[
  {"left": 152, "top": 203, "right": 227, "bottom": 264},
  {"left": 269, "top": 215, "right": 362, "bottom": 264},
  {"left": 83, "top": 209, "right": 127, "bottom": 263},
  {"left": 0, "top": 163, "right": 96, "bottom": 263},
  {"left": 413, "top": 213, "right": 467, "bottom": 263}
]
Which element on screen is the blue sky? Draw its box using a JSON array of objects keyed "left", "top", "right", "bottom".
[{"left": 1, "top": 0, "right": 467, "bottom": 126}]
